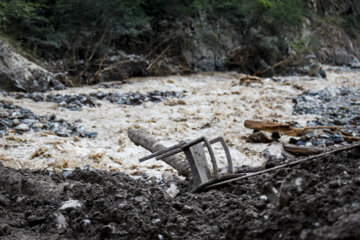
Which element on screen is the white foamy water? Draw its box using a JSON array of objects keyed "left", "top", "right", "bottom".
[{"left": 1, "top": 67, "right": 359, "bottom": 179}]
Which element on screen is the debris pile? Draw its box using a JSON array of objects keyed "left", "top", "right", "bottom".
[
  {"left": 0, "top": 100, "right": 97, "bottom": 137},
  {"left": 8, "top": 90, "right": 186, "bottom": 111},
  {"left": 244, "top": 119, "right": 360, "bottom": 158}
]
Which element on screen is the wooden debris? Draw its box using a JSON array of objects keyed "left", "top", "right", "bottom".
[
  {"left": 244, "top": 120, "right": 305, "bottom": 136},
  {"left": 128, "top": 128, "right": 190, "bottom": 177},
  {"left": 244, "top": 120, "right": 351, "bottom": 138},
  {"left": 283, "top": 143, "right": 325, "bottom": 156}
]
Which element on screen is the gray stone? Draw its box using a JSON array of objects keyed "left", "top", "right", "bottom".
[
  {"left": 350, "top": 56, "right": 360, "bottom": 68},
  {"left": 12, "top": 119, "right": 20, "bottom": 126},
  {"left": 334, "top": 51, "right": 353, "bottom": 66},
  {"left": 309, "top": 63, "right": 326, "bottom": 78},
  {"left": 0, "top": 39, "right": 65, "bottom": 92},
  {"left": 14, "top": 123, "right": 30, "bottom": 132}
]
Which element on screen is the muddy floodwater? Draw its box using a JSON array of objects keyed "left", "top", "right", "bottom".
[{"left": 0, "top": 67, "right": 359, "bottom": 179}]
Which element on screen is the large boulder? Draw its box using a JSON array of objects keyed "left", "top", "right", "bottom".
[{"left": 0, "top": 40, "right": 65, "bottom": 92}]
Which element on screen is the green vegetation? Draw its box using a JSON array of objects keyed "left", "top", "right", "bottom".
[
  {"left": 0, "top": 0, "right": 148, "bottom": 58},
  {"left": 342, "top": 14, "right": 360, "bottom": 43},
  {"left": 0, "top": 0, "right": 308, "bottom": 79},
  {"left": 0, "top": 0, "right": 306, "bottom": 55}
]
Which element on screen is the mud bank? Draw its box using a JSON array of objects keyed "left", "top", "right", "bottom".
[{"left": 0, "top": 144, "right": 359, "bottom": 239}]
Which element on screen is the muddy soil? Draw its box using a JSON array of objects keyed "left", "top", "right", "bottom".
[{"left": 0, "top": 145, "right": 359, "bottom": 239}]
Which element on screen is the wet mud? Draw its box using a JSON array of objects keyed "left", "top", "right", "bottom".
[{"left": 0, "top": 146, "right": 359, "bottom": 239}]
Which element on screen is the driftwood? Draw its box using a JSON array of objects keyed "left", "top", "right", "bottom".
[
  {"left": 283, "top": 143, "right": 324, "bottom": 156},
  {"left": 128, "top": 128, "right": 190, "bottom": 177},
  {"left": 244, "top": 120, "right": 306, "bottom": 136},
  {"left": 244, "top": 120, "right": 360, "bottom": 142}
]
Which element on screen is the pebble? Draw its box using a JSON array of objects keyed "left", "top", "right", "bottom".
[
  {"left": 14, "top": 123, "right": 30, "bottom": 132},
  {"left": 12, "top": 119, "right": 20, "bottom": 126}
]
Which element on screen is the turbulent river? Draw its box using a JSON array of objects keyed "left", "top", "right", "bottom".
[{"left": 0, "top": 67, "right": 359, "bottom": 180}]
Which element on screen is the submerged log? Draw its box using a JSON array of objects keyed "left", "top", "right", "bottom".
[{"left": 128, "top": 128, "right": 190, "bottom": 177}]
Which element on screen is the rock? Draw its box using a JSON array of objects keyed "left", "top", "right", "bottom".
[
  {"left": 162, "top": 171, "right": 176, "bottom": 182},
  {"left": 0, "top": 194, "right": 10, "bottom": 206},
  {"left": 14, "top": 123, "right": 30, "bottom": 132},
  {"left": 100, "top": 224, "right": 115, "bottom": 237},
  {"left": 59, "top": 199, "right": 82, "bottom": 211},
  {"left": 246, "top": 131, "right": 272, "bottom": 143},
  {"left": 54, "top": 212, "right": 68, "bottom": 230},
  {"left": 350, "top": 56, "right": 360, "bottom": 68},
  {"left": 334, "top": 51, "right": 354, "bottom": 66},
  {"left": 279, "top": 170, "right": 312, "bottom": 207},
  {"left": 12, "top": 119, "right": 20, "bottom": 126},
  {"left": 27, "top": 215, "right": 47, "bottom": 227},
  {"left": 33, "top": 123, "right": 44, "bottom": 129},
  {"left": 261, "top": 181, "right": 280, "bottom": 205},
  {"left": 166, "top": 183, "right": 180, "bottom": 198},
  {"left": 0, "top": 39, "right": 65, "bottom": 92},
  {"left": 308, "top": 63, "right": 326, "bottom": 78},
  {"left": 0, "top": 223, "right": 10, "bottom": 236}
]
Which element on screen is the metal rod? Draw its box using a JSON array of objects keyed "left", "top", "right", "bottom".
[
  {"left": 156, "top": 148, "right": 183, "bottom": 160},
  {"left": 139, "top": 141, "right": 186, "bottom": 162},
  {"left": 156, "top": 137, "right": 209, "bottom": 160}
]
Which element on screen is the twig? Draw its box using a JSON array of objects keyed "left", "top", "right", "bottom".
[
  {"left": 146, "top": 44, "right": 172, "bottom": 72},
  {"left": 253, "top": 58, "right": 291, "bottom": 76}
]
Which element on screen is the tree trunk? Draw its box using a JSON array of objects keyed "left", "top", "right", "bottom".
[{"left": 128, "top": 128, "right": 191, "bottom": 177}]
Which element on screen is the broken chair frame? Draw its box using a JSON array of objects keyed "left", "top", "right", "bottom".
[{"left": 140, "top": 136, "right": 242, "bottom": 192}]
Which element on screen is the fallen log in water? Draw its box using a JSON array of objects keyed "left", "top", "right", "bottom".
[{"left": 128, "top": 128, "right": 191, "bottom": 177}]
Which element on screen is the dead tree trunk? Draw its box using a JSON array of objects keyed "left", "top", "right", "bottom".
[{"left": 128, "top": 128, "right": 191, "bottom": 177}]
